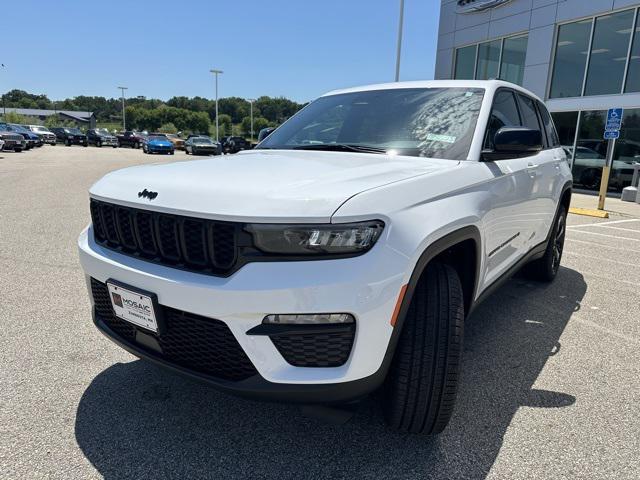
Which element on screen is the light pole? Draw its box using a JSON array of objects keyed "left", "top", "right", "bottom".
[
  {"left": 1, "top": 63, "right": 6, "bottom": 119},
  {"left": 248, "top": 98, "right": 255, "bottom": 143},
  {"left": 210, "top": 69, "right": 223, "bottom": 142},
  {"left": 118, "top": 86, "right": 128, "bottom": 131},
  {"left": 395, "top": 0, "right": 405, "bottom": 82}
]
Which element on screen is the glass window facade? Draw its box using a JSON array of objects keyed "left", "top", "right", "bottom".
[
  {"left": 476, "top": 40, "right": 501, "bottom": 80},
  {"left": 454, "top": 45, "right": 477, "bottom": 80},
  {"left": 500, "top": 36, "right": 528, "bottom": 85},
  {"left": 550, "top": 8, "right": 640, "bottom": 98},
  {"left": 551, "top": 110, "right": 640, "bottom": 193},
  {"left": 454, "top": 35, "right": 528, "bottom": 85},
  {"left": 625, "top": 16, "right": 640, "bottom": 92},
  {"left": 584, "top": 10, "right": 635, "bottom": 96},
  {"left": 549, "top": 20, "right": 592, "bottom": 98}
]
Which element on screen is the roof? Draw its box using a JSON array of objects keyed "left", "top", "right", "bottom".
[
  {"left": 322, "top": 80, "right": 542, "bottom": 102},
  {"left": 3, "top": 107, "right": 95, "bottom": 121}
]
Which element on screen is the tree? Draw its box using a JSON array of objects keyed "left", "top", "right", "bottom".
[
  {"left": 211, "top": 114, "right": 232, "bottom": 138},
  {"left": 159, "top": 122, "right": 178, "bottom": 134},
  {"left": 3, "top": 111, "right": 26, "bottom": 124}
]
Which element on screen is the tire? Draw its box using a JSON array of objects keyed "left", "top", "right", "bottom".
[
  {"left": 14, "top": 148, "right": 22, "bottom": 153},
  {"left": 382, "top": 262, "right": 464, "bottom": 434},
  {"left": 65, "top": 139, "right": 71, "bottom": 146},
  {"left": 523, "top": 206, "right": 566, "bottom": 282},
  {"left": 134, "top": 141, "right": 140, "bottom": 149},
  {"left": 97, "top": 140, "right": 102, "bottom": 148}
]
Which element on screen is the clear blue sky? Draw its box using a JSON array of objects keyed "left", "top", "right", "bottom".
[{"left": 3, "top": 0, "right": 439, "bottom": 103}]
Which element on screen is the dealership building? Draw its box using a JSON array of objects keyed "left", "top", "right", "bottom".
[{"left": 436, "top": 0, "right": 640, "bottom": 194}]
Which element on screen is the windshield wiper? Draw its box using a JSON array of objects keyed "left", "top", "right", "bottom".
[{"left": 292, "top": 143, "right": 388, "bottom": 154}]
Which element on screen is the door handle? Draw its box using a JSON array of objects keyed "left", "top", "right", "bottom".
[{"left": 527, "top": 162, "right": 539, "bottom": 169}]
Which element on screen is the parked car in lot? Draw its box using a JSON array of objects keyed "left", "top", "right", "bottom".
[
  {"left": 184, "top": 135, "right": 221, "bottom": 155},
  {"left": 78, "top": 80, "right": 572, "bottom": 435},
  {"left": 116, "top": 131, "right": 145, "bottom": 149},
  {"left": 1, "top": 123, "right": 41, "bottom": 149},
  {"left": 24, "top": 125, "right": 57, "bottom": 145},
  {"left": 0, "top": 126, "right": 26, "bottom": 152},
  {"left": 87, "top": 128, "right": 118, "bottom": 148},
  {"left": 165, "top": 133, "right": 185, "bottom": 150},
  {"left": 257, "top": 127, "right": 275, "bottom": 142},
  {"left": 142, "top": 133, "right": 174, "bottom": 154},
  {"left": 221, "top": 135, "right": 249, "bottom": 154},
  {"left": 51, "top": 127, "right": 88, "bottom": 146}
]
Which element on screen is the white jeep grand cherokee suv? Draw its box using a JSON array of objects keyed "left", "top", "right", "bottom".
[{"left": 78, "top": 80, "right": 572, "bottom": 434}]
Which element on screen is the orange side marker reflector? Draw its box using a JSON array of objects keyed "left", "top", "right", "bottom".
[{"left": 390, "top": 284, "right": 408, "bottom": 327}]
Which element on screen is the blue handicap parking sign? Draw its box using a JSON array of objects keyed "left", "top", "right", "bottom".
[
  {"left": 604, "top": 130, "right": 620, "bottom": 140},
  {"left": 605, "top": 108, "right": 623, "bottom": 131}
]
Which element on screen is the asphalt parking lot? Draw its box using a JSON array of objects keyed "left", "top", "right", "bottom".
[{"left": 1, "top": 145, "right": 639, "bottom": 479}]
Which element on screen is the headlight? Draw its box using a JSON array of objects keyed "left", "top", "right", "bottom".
[{"left": 247, "top": 221, "right": 384, "bottom": 255}]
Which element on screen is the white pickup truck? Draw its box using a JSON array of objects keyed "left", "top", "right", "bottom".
[{"left": 78, "top": 80, "right": 572, "bottom": 434}]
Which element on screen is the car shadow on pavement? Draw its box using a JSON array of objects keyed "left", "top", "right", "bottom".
[{"left": 75, "top": 267, "right": 586, "bottom": 480}]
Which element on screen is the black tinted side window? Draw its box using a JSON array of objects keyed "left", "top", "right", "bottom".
[
  {"left": 537, "top": 101, "right": 561, "bottom": 147},
  {"left": 485, "top": 90, "right": 521, "bottom": 149},
  {"left": 517, "top": 94, "right": 542, "bottom": 131}
]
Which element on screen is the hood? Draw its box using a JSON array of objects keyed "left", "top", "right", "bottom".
[
  {"left": 148, "top": 138, "right": 172, "bottom": 145},
  {"left": 89, "top": 149, "right": 459, "bottom": 222}
]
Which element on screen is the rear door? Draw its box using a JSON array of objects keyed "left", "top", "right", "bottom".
[
  {"left": 536, "top": 100, "right": 566, "bottom": 238},
  {"left": 480, "top": 89, "right": 536, "bottom": 288}
]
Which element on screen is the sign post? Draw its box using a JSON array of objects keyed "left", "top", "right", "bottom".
[{"left": 599, "top": 108, "right": 623, "bottom": 210}]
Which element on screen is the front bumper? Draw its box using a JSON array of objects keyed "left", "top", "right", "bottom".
[
  {"left": 147, "top": 146, "right": 173, "bottom": 153},
  {"left": 78, "top": 224, "right": 406, "bottom": 401}
]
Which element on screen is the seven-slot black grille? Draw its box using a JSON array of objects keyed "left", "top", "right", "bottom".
[
  {"left": 90, "top": 199, "right": 238, "bottom": 275},
  {"left": 91, "top": 278, "right": 258, "bottom": 381}
]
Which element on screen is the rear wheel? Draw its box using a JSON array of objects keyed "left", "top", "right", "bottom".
[
  {"left": 382, "top": 262, "right": 464, "bottom": 434},
  {"left": 523, "top": 206, "right": 566, "bottom": 282}
]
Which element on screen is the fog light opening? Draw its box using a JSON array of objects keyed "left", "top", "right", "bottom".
[{"left": 263, "top": 313, "right": 355, "bottom": 325}]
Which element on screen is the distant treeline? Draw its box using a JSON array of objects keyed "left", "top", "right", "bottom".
[{"left": 1, "top": 89, "right": 306, "bottom": 135}]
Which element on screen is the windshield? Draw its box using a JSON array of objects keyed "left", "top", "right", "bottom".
[
  {"left": 258, "top": 87, "right": 484, "bottom": 160},
  {"left": 66, "top": 128, "right": 82, "bottom": 134},
  {"left": 193, "top": 137, "right": 213, "bottom": 144},
  {"left": 33, "top": 126, "right": 50, "bottom": 133},
  {"left": 149, "top": 135, "right": 167, "bottom": 140},
  {"left": 96, "top": 128, "right": 110, "bottom": 136},
  {"left": 9, "top": 124, "right": 29, "bottom": 133}
]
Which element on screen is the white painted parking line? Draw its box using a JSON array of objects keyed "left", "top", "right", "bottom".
[
  {"left": 568, "top": 218, "right": 640, "bottom": 229},
  {"left": 575, "top": 225, "right": 640, "bottom": 234},
  {"left": 564, "top": 251, "right": 640, "bottom": 268},
  {"left": 568, "top": 230, "right": 640, "bottom": 242},
  {"left": 565, "top": 237, "right": 640, "bottom": 253}
]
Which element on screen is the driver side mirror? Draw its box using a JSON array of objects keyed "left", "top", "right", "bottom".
[{"left": 482, "top": 127, "right": 543, "bottom": 161}]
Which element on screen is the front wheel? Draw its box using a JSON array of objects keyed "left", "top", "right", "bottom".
[
  {"left": 524, "top": 206, "right": 566, "bottom": 282},
  {"left": 382, "top": 262, "right": 464, "bottom": 434},
  {"left": 96, "top": 140, "right": 102, "bottom": 148},
  {"left": 134, "top": 141, "right": 140, "bottom": 149}
]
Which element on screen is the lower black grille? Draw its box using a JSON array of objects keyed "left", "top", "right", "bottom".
[
  {"left": 90, "top": 199, "right": 237, "bottom": 275},
  {"left": 271, "top": 328, "right": 355, "bottom": 368},
  {"left": 90, "top": 278, "right": 258, "bottom": 381}
]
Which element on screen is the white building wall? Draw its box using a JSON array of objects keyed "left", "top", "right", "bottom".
[{"left": 436, "top": 0, "right": 640, "bottom": 101}]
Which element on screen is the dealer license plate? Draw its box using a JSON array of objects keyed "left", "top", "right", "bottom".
[{"left": 107, "top": 281, "right": 159, "bottom": 333}]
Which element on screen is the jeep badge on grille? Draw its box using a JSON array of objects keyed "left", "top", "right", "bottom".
[{"left": 138, "top": 189, "right": 158, "bottom": 200}]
